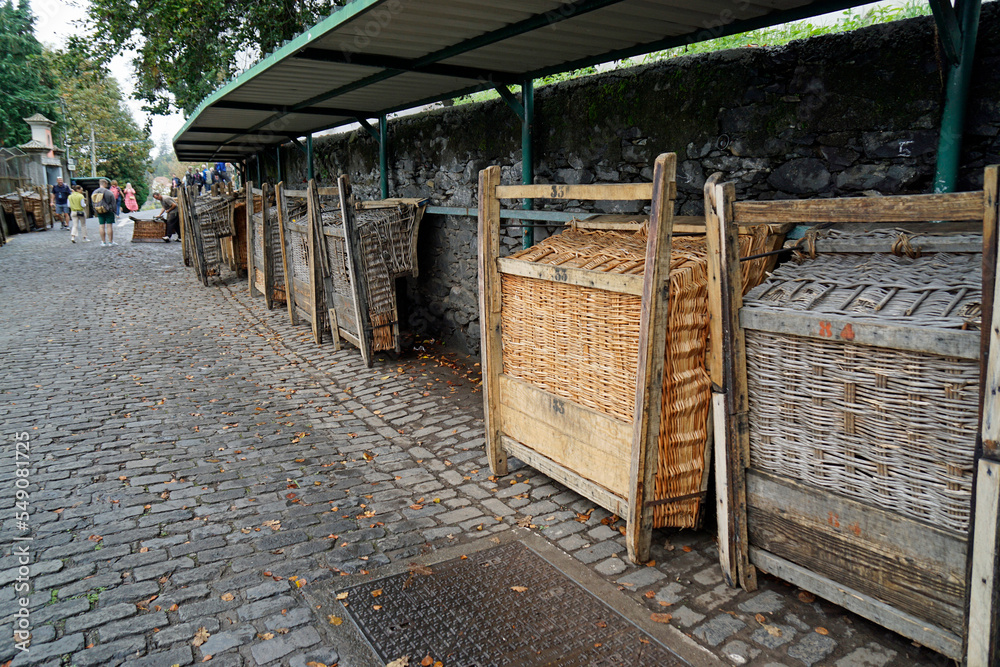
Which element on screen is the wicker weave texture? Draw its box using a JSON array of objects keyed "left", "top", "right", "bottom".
[
  {"left": 132, "top": 219, "right": 166, "bottom": 241},
  {"left": 746, "top": 252, "right": 982, "bottom": 330},
  {"left": 500, "top": 226, "right": 768, "bottom": 528},
  {"left": 745, "top": 330, "right": 979, "bottom": 533}
]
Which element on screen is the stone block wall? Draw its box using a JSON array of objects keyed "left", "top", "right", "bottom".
[{"left": 278, "top": 6, "right": 1000, "bottom": 355}]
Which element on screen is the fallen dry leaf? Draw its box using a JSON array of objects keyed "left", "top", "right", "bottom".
[
  {"left": 407, "top": 564, "right": 433, "bottom": 576},
  {"left": 798, "top": 591, "right": 816, "bottom": 603},
  {"left": 815, "top": 627, "right": 829, "bottom": 635},
  {"left": 327, "top": 615, "right": 343, "bottom": 626},
  {"left": 681, "top": 546, "right": 692, "bottom": 553},
  {"left": 192, "top": 626, "right": 210, "bottom": 647},
  {"left": 385, "top": 657, "right": 410, "bottom": 667},
  {"left": 306, "top": 662, "right": 328, "bottom": 667},
  {"left": 221, "top": 593, "right": 235, "bottom": 602},
  {"left": 643, "top": 591, "right": 655, "bottom": 599},
  {"left": 336, "top": 592, "right": 349, "bottom": 601},
  {"left": 421, "top": 656, "right": 433, "bottom": 667},
  {"left": 766, "top": 625, "right": 783, "bottom": 638},
  {"left": 755, "top": 613, "right": 766, "bottom": 624},
  {"left": 510, "top": 586, "right": 528, "bottom": 593},
  {"left": 372, "top": 589, "right": 383, "bottom": 598},
  {"left": 650, "top": 613, "right": 672, "bottom": 624}
]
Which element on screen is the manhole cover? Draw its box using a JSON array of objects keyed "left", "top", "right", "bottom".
[{"left": 338, "top": 541, "right": 689, "bottom": 666}]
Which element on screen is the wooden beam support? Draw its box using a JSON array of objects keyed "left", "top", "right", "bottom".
[
  {"left": 626, "top": 152, "right": 676, "bottom": 564},
  {"left": 478, "top": 164, "right": 507, "bottom": 476}
]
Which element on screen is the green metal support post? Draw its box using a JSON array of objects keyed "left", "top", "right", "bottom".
[
  {"left": 521, "top": 78, "right": 534, "bottom": 249},
  {"left": 276, "top": 146, "right": 282, "bottom": 184},
  {"left": 379, "top": 114, "right": 389, "bottom": 199},
  {"left": 255, "top": 153, "right": 262, "bottom": 187},
  {"left": 307, "top": 133, "right": 314, "bottom": 182},
  {"left": 931, "top": 0, "right": 982, "bottom": 193}
]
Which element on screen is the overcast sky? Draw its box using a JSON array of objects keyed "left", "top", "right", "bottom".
[{"left": 32, "top": 0, "right": 903, "bottom": 156}]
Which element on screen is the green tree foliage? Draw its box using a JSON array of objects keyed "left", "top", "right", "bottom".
[
  {"left": 0, "top": 0, "right": 59, "bottom": 146},
  {"left": 89, "top": 0, "right": 347, "bottom": 115},
  {"left": 46, "top": 39, "right": 154, "bottom": 205},
  {"left": 149, "top": 135, "right": 200, "bottom": 180}
]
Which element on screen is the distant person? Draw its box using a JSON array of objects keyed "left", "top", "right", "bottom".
[
  {"left": 68, "top": 185, "right": 89, "bottom": 243},
  {"left": 195, "top": 170, "right": 205, "bottom": 195},
  {"left": 153, "top": 192, "right": 180, "bottom": 242},
  {"left": 109, "top": 179, "right": 123, "bottom": 222},
  {"left": 215, "top": 161, "right": 227, "bottom": 182},
  {"left": 51, "top": 176, "right": 71, "bottom": 229},
  {"left": 91, "top": 178, "right": 117, "bottom": 246},
  {"left": 124, "top": 182, "right": 139, "bottom": 213}
]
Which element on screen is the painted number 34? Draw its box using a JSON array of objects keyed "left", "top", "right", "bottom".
[{"left": 818, "top": 321, "right": 855, "bottom": 341}]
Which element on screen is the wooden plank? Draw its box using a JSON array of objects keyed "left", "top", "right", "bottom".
[
  {"left": 495, "top": 182, "right": 668, "bottom": 201},
  {"left": 317, "top": 186, "right": 339, "bottom": 196},
  {"left": 497, "top": 257, "right": 644, "bottom": 296},
  {"left": 746, "top": 469, "right": 967, "bottom": 632},
  {"left": 967, "top": 459, "right": 1000, "bottom": 665},
  {"left": 357, "top": 197, "right": 428, "bottom": 210},
  {"left": 328, "top": 309, "right": 342, "bottom": 351},
  {"left": 261, "top": 183, "right": 274, "bottom": 309},
  {"left": 704, "top": 174, "right": 725, "bottom": 389},
  {"left": 982, "top": 167, "right": 1000, "bottom": 460},
  {"left": 626, "top": 152, "right": 676, "bottom": 564},
  {"left": 732, "top": 190, "right": 983, "bottom": 224},
  {"left": 716, "top": 179, "right": 757, "bottom": 591},
  {"left": 740, "top": 309, "right": 980, "bottom": 360},
  {"left": 246, "top": 182, "right": 256, "bottom": 296},
  {"left": 751, "top": 548, "right": 962, "bottom": 659},
  {"left": 499, "top": 375, "right": 632, "bottom": 497},
  {"left": 309, "top": 179, "right": 342, "bottom": 350},
  {"left": 339, "top": 328, "right": 361, "bottom": 349},
  {"left": 306, "top": 186, "right": 323, "bottom": 345},
  {"left": 478, "top": 165, "right": 507, "bottom": 476},
  {"left": 339, "top": 175, "right": 372, "bottom": 366},
  {"left": 806, "top": 237, "right": 982, "bottom": 254},
  {"left": 276, "top": 182, "right": 298, "bottom": 326},
  {"left": 500, "top": 435, "right": 629, "bottom": 518},
  {"left": 284, "top": 188, "right": 309, "bottom": 198},
  {"left": 287, "top": 222, "right": 310, "bottom": 235},
  {"left": 712, "top": 393, "right": 736, "bottom": 586}
]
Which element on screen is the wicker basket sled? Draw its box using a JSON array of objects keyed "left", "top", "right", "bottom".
[
  {"left": 130, "top": 216, "right": 166, "bottom": 242},
  {"left": 706, "top": 170, "right": 999, "bottom": 662},
  {"left": 297, "top": 176, "right": 426, "bottom": 365},
  {"left": 245, "top": 183, "right": 287, "bottom": 307},
  {"left": 177, "top": 186, "right": 235, "bottom": 285},
  {"left": 478, "top": 153, "right": 785, "bottom": 562}
]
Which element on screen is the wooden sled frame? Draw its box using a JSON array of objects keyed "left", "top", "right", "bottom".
[
  {"left": 246, "top": 182, "right": 289, "bottom": 310},
  {"left": 276, "top": 182, "right": 325, "bottom": 345},
  {"left": 478, "top": 152, "right": 678, "bottom": 563},
  {"left": 705, "top": 169, "right": 1000, "bottom": 662}
]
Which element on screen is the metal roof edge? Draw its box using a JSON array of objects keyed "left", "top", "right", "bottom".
[{"left": 173, "top": 0, "right": 385, "bottom": 145}]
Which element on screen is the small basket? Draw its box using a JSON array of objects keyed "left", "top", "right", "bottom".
[{"left": 132, "top": 218, "right": 166, "bottom": 242}]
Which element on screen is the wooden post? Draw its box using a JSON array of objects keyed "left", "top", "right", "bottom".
[
  {"left": 714, "top": 179, "right": 757, "bottom": 591},
  {"left": 309, "top": 180, "right": 342, "bottom": 350},
  {"left": 478, "top": 165, "right": 507, "bottom": 476},
  {"left": 966, "top": 164, "right": 1000, "bottom": 665},
  {"left": 625, "top": 153, "right": 676, "bottom": 563},
  {"left": 276, "top": 182, "right": 298, "bottom": 325},
  {"left": 339, "top": 175, "right": 372, "bottom": 365},
  {"left": 246, "top": 183, "right": 257, "bottom": 297},
  {"left": 261, "top": 183, "right": 274, "bottom": 309},
  {"left": 704, "top": 173, "right": 740, "bottom": 587},
  {"left": 305, "top": 188, "right": 323, "bottom": 345}
]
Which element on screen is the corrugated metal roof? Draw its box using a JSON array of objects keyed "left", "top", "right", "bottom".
[{"left": 174, "top": 0, "right": 870, "bottom": 161}]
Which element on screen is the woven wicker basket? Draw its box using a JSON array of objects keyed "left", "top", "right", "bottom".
[
  {"left": 132, "top": 218, "right": 166, "bottom": 242},
  {"left": 742, "top": 250, "right": 982, "bottom": 534},
  {"left": 501, "top": 223, "right": 773, "bottom": 528},
  {"left": 251, "top": 190, "right": 286, "bottom": 304}
]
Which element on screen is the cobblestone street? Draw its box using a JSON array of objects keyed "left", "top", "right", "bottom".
[{"left": 0, "top": 221, "right": 952, "bottom": 666}]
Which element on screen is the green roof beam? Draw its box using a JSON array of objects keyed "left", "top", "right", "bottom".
[{"left": 295, "top": 47, "right": 521, "bottom": 85}]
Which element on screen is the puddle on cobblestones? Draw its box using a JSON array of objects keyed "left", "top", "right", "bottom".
[{"left": 306, "top": 532, "right": 720, "bottom": 667}]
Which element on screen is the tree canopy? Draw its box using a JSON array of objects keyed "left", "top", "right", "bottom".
[
  {"left": 46, "top": 38, "right": 153, "bottom": 205},
  {"left": 0, "top": 0, "right": 59, "bottom": 146},
  {"left": 89, "top": 0, "right": 347, "bottom": 115}
]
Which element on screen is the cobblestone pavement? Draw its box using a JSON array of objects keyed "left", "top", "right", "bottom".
[{"left": 0, "top": 219, "right": 951, "bottom": 666}]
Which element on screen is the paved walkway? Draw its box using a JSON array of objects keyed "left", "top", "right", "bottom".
[{"left": 0, "top": 219, "right": 949, "bottom": 666}]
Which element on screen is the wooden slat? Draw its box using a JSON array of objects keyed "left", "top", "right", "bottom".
[
  {"left": 740, "top": 309, "right": 980, "bottom": 360},
  {"left": 967, "top": 459, "right": 1000, "bottom": 665},
  {"left": 246, "top": 182, "right": 256, "bottom": 297},
  {"left": 479, "top": 165, "right": 507, "bottom": 476},
  {"left": 284, "top": 188, "right": 308, "bottom": 198},
  {"left": 306, "top": 187, "right": 323, "bottom": 345},
  {"left": 717, "top": 179, "right": 757, "bottom": 591},
  {"left": 497, "top": 257, "right": 643, "bottom": 296},
  {"left": 705, "top": 174, "right": 725, "bottom": 389},
  {"left": 310, "top": 178, "right": 342, "bottom": 351},
  {"left": 746, "top": 470, "right": 967, "bottom": 632},
  {"left": 712, "top": 393, "right": 735, "bottom": 586},
  {"left": 357, "top": 197, "right": 427, "bottom": 209},
  {"left": 751, "top": 549, "right": 962, "bottom": 659},
  {"left": 276, "top": 182, "right": 298, "bottom": 326},
  {"left": 500, "top": 435, "right": 629, "bottom": 518},
  {"left": 340, "top": 175, "right": 372, "bottom": 366},
  {"left": 732, "top": 191, "right": 984, "bottom": 224},
  {"left": 626, "top": 152, "right": 676, "bottom": 564},
  {"left": 261, "top": 182, "right": 274, "bottom": 309},
  {"left": 982, "top": 168, "right": 1000, "bottom": 459},
  {"left": 316, "top": 186, "right": 339, "bottom": 196},
  {"left": 287, "top": 222, "right": 309, "bottom": 235},
  {"left": 495, "top": 182, "right": 664, "bottom": 201},
  {"left": 499, "top": 375, "right": 632, "bottom": 497}
]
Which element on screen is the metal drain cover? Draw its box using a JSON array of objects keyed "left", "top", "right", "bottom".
[{"left": 338, "top": 541, "right": 689, "bottom": 666}]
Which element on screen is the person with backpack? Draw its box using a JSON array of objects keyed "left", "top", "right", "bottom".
[{"left": 91, "top": 178, "right": 117, "bottom": 246}]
